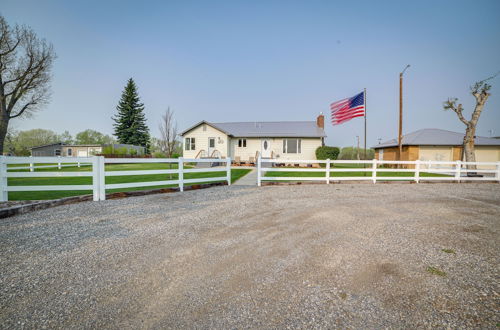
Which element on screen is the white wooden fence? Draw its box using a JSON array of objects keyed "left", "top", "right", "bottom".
[
  {"left": 0, "top": 156, "right": 231, "bottom": 202},
  {"left": 257, "top": 158, "right": 500, "bottom": 186}
]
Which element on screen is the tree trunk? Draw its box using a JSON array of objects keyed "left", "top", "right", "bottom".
[
  {"left": 463, "top": 124, "right": 476, "bottom": 170},
  {"left": 0, "top": 116, "right": 9, "bottom": 155}
]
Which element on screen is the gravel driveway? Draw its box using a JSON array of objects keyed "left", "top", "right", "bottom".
[{"left": 1, "top": 184, "right": 499, "bottom": 329}]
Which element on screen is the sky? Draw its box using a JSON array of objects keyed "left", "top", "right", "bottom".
[{"left": 2, "top": 0, "right": 500, "bottom": 147}]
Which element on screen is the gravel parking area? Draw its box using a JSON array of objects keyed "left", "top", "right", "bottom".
[{"left": 1, "top": 184, "right": 499, "bottom": 328}]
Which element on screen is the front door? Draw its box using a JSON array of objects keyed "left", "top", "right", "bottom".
[
  {"left": 208, "top": 137, "right": 216, "bottom": 157},
  {"left": 261, "top": 139, "right": 271, "bottom": 158}
]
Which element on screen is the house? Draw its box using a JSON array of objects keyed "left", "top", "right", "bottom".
[
  {"left": 374, "top": 128, "right": 500, "bottom": 168},
  {"left": 30, "top": 143, "right": 145, "bottom": 157},
  {"left": 180, "top": 114, "right": 327, "bottom": 162}
]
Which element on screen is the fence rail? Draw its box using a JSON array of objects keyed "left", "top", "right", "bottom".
[
  {"left": 0, "top": 156, "right": 231, "bottom": 202},
  {"left": 257, "top": 158, "right": 500, "bottom": 186}
]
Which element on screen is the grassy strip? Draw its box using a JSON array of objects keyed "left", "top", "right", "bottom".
[
  {"left": 7, "top": 163, "right": 250, "bottom": 200},
  {"left": 264, "top": 171, "right": 448, "bottom": 178},
  {"left": 264, "top": 163, "right": 449, "bottom": 179}
]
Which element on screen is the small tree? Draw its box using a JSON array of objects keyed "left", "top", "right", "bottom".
[
  {"left": 0, "top": 15, "right": 56, "bottom": 153},
  {"left": 59, "top": 130, "right": 73, "bottom": 144},
  {"left": 158, "top": 107, "right": 178, "bottom": 158},
  {"left": 112, "top": 78, "right": 150, "bottom": 152},
  {"left": 6, "top": 128, "right": 59, "bottom": 156},
  {"left": 75, "top": 129, "right": 114, "bottom": 145},
  {"left": 444, "top": 73, "right": 497, "bottom": 167}
]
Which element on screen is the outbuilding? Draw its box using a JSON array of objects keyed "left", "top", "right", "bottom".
[{"left": 374, "top": 128, "right": 500, "bottom": 166}]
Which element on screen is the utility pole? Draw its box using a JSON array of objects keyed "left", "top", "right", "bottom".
[
  {"left": 356, "top": 135, "right": 360, "bottom": 160},
  {"left": 399, "top": 65, "right": 410, "bottom": 161}
]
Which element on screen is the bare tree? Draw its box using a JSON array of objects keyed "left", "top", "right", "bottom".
[
  {"left": 0, "top": 15, "right": 56, "bottom": 153},
  {"left": 443, "top": 73, "right": 497, "bottom": 168},
  {"left": 158, "top": 107, "right": 178, "bottom": 158}
]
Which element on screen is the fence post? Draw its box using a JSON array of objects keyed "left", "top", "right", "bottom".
[
  {"left": 372, "top": 159, "right": 377, "bottom": 183},
  {"left": 415, "top": 160, "right": 420, "bottom": 183},
  {"left": 30, "top": 156, "right": 34, "bottom": 172},
  {"left": 92, "top": 157, "right": 99, "bottom": 201},
  {"left": 226, "top": 157, "right": 231, "bottom": 186},
  {"left": 178, "top": 157, "right": 184, "bottom": 192},
  {"left": 326, "top": 159, "right": 330, "bottom": 184},
  {"left": 58, "top": 156, "right": 62, "bottom": 170},
  {"left": 495, "top": 162, "right": 500, "bottom": 183},
  {"left": 99, "top": 156, "right": 106, "bottom": 200},
  {"left": 257, "top": 157, "right": 261, "bottom": 187},
  {"left": 0, "top": 156, "right": 8, "bottom": 202},
  {"left": 455, "top": 160, "right": 461, "bottom": 183}
]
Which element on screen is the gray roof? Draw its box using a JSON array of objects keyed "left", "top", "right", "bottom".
[
  {"left": 181, "top": 120, "right": 326, "bottom": 138},
  {"left": 29, "top": 142, "right": 66, "bottom": 150},
  {"left": 374, "top": 128, "right": 500, "bottom": 149}
]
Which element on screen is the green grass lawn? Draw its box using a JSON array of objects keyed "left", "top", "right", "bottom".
[
  {"left": 7, "top": 163, "right": 251, "bottom": 200},
  {"left": 264, "top": 163, "right": 449, "bottom": 179}
]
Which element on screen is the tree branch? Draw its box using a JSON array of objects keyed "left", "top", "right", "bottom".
[
  {"left": 443, "top": 98, "right": 469, "bottom": 126},
  {"left": 9, "top": 101, "right": 36, "bottom": 118}
]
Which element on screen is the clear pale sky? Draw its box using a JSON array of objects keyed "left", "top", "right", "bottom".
[{"left": 2, "top": 0, "right": 500, "bottom": 147}]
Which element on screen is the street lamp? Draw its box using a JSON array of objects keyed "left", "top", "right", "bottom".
[{"left": 399, "top": 64, "right": 410, "bottom": 160}]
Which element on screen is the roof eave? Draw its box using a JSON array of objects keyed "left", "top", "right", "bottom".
[{"left": 180, "top": 121, "right": 229, "bottom": 136}]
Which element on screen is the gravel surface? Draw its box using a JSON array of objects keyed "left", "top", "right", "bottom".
[{"left": 1, "top": 183, "right": 499, "bottom": 329}]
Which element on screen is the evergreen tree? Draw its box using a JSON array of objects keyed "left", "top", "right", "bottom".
[{"left": 112, "top": 78, "right": 151, "bottom": 152}]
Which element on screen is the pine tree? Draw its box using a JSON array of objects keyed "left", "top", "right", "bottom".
[{"left": 112, "top": 78, "right": 151, "bottom": 152}]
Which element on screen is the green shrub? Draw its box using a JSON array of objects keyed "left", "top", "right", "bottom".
[
  {"left": 171, "top": 153, "right": 181, "bottom": 159},
  {"left": 102, "top": 145, "right": 114, "bottom": 154},
  {"left": 152, "top": 151, "right": 166, "bottom": 158},
  {"left": 115, "top": 147, "right": 128, "bottom": 155},
  {"left": 316, "top": 146, "right": 340, "bottom": 167},
  {"left": 316, "top": 146, "right": 340, "bottom": 160},
  {"left": 129, "top": 149, "right": 137, "bottom": 156}
]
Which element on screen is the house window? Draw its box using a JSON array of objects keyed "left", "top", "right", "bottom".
[
  {"left": 238, "top": 139, "right": 247, "bottom": 148},
  {"left": 89, "top": 148, "right": 100, "bottom": 155},
  {"left": 185, "top": 138, "right": 196, "bottom": 151},
  {"left": 54, "top": 149, "right": 61, "bottom": 156},
  {"left": 283, "top": 139, "right": 301, "bottom": 153},
  {"left": 67, "top": 148, "right": 72, "bottom": 156}
]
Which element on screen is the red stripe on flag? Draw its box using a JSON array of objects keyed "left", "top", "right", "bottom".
[
  {"left": 332, "top": 113, "right": 365, "bottom": 125},
  {"left": 332, "top": 105, "right": 365, "bottom": 117}
]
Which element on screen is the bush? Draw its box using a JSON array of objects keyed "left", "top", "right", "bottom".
[
  {"left": 129, "top": 149, "right": 137, "bottom": 156},
  {"left": 315, "top": 146, "right": 340, "bottom": 167},
  {"left": 152, "top": 151, "right": 166, "bottom": 158},
  {"left": 316, "top": 146, "right": 340, "bottom": 160},
  {"left": 171, "top": 153, "right": 181, "bottom": 159},
  {"left": 102, "top": 145, "right": 114, "bottom": 154}
]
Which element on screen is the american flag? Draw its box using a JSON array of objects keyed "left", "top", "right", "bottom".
[{"left": 330, "top": 91, "right": 365, "bottom": 125}]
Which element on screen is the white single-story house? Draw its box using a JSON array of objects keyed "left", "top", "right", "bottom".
[{"left": 180, "top": 114, "right": 327, "bottom": 161}]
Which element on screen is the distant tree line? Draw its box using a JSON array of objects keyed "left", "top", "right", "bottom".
[{"left": 4, "top": 128, "right": 115, "bottom": 156}]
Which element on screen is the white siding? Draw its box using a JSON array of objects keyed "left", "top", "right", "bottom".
[
  {"left": 475, "top": 146, "right": 500, "bottom": 169},
  {"left": 418, "top": 146, "right": 453, "bottom": 162},
  {"left": 182, "top": 124, "right": 229, "bottom": 158},
  {"left": 229, "top": 137, "right": 322, "bottom": 161}
]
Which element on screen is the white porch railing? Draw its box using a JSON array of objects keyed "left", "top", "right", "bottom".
[
  {"left": 257, "top": 158, "right": 500, "bottom": 186},
  {"left": 0, "top": 156, "right": 231, "bottom": 202}
]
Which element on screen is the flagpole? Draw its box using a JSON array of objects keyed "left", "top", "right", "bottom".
[{"left": 364, "top": 88, "right": 367, "bottom": 159}]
